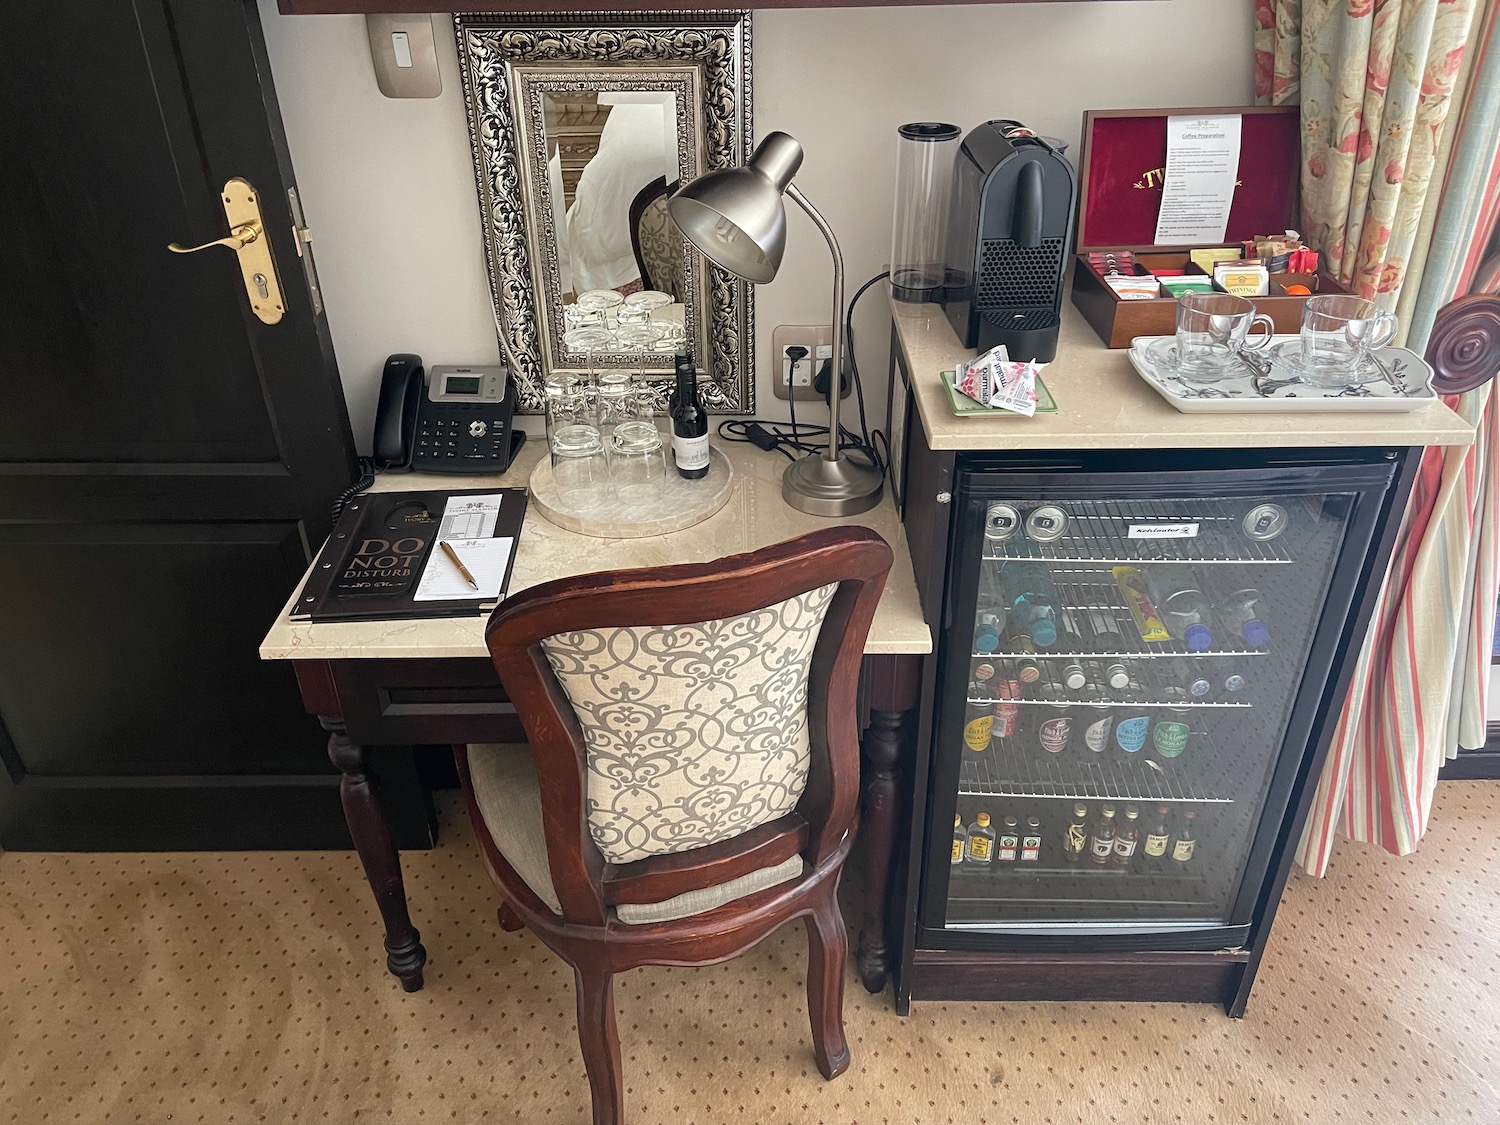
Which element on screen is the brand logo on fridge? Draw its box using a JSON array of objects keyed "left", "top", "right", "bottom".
[{"left": 1126, "top": 523, "right": 1200, "bottom": 539}]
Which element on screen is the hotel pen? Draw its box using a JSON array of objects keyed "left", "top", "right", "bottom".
[{"left": 440, "top": 540, "right": 480, "bottom": 590}]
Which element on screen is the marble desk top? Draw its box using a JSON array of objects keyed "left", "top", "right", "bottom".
[
  {"left": 893, "top": 295, "right": 1475, "bottom": 452},
  {"left": 259, "top": 441, "right": 932, "bottom": 662}
]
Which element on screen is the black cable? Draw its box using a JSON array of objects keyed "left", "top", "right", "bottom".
[
  {"left": 715, "top": 270, "right": 894, "bottom": 478},
  {"left": 331, "top": 456, "right": 376, "bottom": 526},
  {"left": 845, "top": 270, "right": 891, "bottom": 473}
]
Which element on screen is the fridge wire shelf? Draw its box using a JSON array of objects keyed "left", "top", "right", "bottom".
[
  {"left": 967, "top": 642, "right": 1252, "bottom": 708},
  {"left": 978, "top": 569, "right": 1274, "bottom": 661},
  {"left": 983, "top": 499, "right": 1294, "bottom": 565},
  {"left": 957, "top": 738, "right": 1233, "bottom": 804}
]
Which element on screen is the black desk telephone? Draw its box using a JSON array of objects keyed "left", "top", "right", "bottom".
[{"left": 373, "top": 353, "right": 524, "bottom": 474}]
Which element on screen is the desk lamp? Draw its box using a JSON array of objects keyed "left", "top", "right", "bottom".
[{"left": 668, "top": 131, "right": 884, "bottom": 516}]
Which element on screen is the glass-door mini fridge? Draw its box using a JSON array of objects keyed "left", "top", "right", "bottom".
[{"left": 904, "top": 453, "right": 1398, "bottom": 1006}]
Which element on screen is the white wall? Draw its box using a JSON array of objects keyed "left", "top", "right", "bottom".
[{"left": 259, "top": 1, "right": 1254, "bottom": 452}]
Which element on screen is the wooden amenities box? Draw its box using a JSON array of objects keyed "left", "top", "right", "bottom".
[{"left": 1070, "top": 105, "right": 1349, "bottom": 348}]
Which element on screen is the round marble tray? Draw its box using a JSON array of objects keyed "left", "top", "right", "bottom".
[{"left": 528, "top": 446, "right": 735, "bottom": 539}]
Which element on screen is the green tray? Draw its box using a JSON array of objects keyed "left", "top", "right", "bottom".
[{"left": 941, "top": 370, "right": 1057, "bottom": 416}]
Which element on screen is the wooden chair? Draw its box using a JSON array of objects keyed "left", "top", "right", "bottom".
[
  {"left": 628, "top": 175, "right": 683, "bottom": 298},
  {"left": 455, "top": 527, "right": 893, "bottom": 1125}
]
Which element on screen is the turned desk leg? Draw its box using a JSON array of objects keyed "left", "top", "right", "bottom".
[
  {"left": 856, "top": 706, "right": 907, "bottom": 994},
  {"left": 322, "top": 716, "right": 427, "bottom": 992}
]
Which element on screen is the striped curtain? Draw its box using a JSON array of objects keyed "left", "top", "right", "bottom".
[
  {"left": 1277, "top": 3, "right": 1500, "bottom": 876},
  {"left": 1297, "top": 381, "right": 1500, "bottom": 873}
]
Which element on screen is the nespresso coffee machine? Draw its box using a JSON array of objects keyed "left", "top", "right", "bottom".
[{"left": 941, "top": 120, "right": 1077, "bottom": 362}]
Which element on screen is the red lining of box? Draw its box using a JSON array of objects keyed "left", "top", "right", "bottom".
[{"left": 1079, "top": 110, "right": 1301, "bottom": 252}]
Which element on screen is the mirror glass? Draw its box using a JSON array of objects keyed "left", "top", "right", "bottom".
[{"left": 456, "top": 13, "right": 753, "bottom": 414}]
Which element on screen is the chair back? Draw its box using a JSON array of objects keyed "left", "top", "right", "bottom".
[
  {"left": 483, "top": 527, "right": 892, "bottom": 926},
  {"left": 629, "top": 177, "right": 684, "bottom": 298}
]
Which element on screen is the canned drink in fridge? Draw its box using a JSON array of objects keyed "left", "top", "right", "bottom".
[
  {"left": 1241, "top": 503, "right": 1288, "bottom": 541},
  {"left": 1025, "top": 505, "right": 1069, "bottom": 543},
  {"left": 985, "top": 502, "right": 1022, "bottom": 542}
]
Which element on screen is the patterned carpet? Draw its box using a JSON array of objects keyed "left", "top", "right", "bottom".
[{"left": 1, "top": 781, "right": 1497, "bottom": 1124}]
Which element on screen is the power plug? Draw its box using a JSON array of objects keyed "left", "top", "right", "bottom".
[{"left": 812, "top": 357, "right": 850, "bottom": 402}]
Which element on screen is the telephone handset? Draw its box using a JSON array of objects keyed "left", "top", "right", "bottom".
[{"left": 372, "top": 353, "right": 524, "bottom": 474}]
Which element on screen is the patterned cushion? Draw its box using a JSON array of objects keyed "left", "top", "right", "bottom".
[
  {"left": 468, "top": 744, "right": 804, "bottom": 925},
  {"left": 541, "top": 583, "right": 837, "bottom": 865}
]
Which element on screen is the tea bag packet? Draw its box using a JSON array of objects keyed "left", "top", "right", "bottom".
[{"left": 954, "top": 344, "right": 1041, "bottom": 417}]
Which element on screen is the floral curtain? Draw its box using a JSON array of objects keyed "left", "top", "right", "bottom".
[
  {"left": 1255, "top": 0, "right": 1478, "bottom": 307},
  {"left": 1256, "top": 0, "right": 1500, "bottom": 876}
]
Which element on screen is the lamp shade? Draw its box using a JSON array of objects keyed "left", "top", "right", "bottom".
[{"left": 667, "top": 132, "right": 804, "bottom": 284}]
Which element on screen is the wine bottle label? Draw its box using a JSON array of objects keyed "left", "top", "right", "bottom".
[
  {"left": 1065, "top": 823, "right": 1087, "bottom": 854},
  {"left": 1090, "top": 835, "right": 1114, "bottom": 858},
  {"left": 672, "top": 433, "right": 710, "bottom": 470},
  {"left": 1115, "top": 716, "right": 1150, "bottom": 754},
  {"left": 1171, "top": 838, "right": 1197, "bottom": 862},
  {"left": 1084, "top": 717, "right": 1113, "bottom": 752},
  {"left": 1144, "top": 832, "right": 1169, "bottom": 857},
  {"left": 952, "top": 837, "right": 965, "bottom": 863},
  {"left": 967, "top": 836, "right": 993, "bottom": 862},
  {"left": 1113, "top": 835, "right": 1138, "bottom": 859},
  {"left": 1020, "top": 834, "right": 1041, "bottom": 861},
  {"left": 1038, "top": 716, "right": 1071, "bottom": 754},
  {"left": 997, "top": 834, "right": 1018, "bottom": 862},
  {"left": 964, "top": 715, "right": 993, "bottom": 750}
]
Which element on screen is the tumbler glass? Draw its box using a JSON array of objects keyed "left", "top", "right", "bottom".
[
  {"left": 610, "top": 386, "right": 671, "bottom": 505},
  {"left": 563, "top": 326, "right": 615, "bottom": 386},
  {"left": 575, "top": 289, "right": 624, "bottom": 330},
  {"left": 545, "top": 376, "right": 610, "bottom": 508},
  {"left": 619, "top": 289, "right": 674, "bottom": 326}
]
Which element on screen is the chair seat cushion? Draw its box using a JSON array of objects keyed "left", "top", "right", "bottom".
[
  {"left": 468, "top": 742, "right": 562, "bottom": 914},
  {"left": 615, "top": 853, "right": 803, "bottom": 925},
  {"left": 468, "top": 744, "right": 804, "bottom": 925}
]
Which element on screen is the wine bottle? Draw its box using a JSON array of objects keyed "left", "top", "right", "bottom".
[{"left": 669, "top": 354, "right": 709, "bottom": 479}]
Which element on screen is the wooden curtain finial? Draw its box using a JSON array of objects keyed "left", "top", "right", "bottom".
[{"left": 1425, "top": 293, "right": 1500, "bottom": 395}]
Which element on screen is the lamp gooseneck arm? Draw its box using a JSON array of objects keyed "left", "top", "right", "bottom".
[{"left": 785, "top": 182, "right": 845, "bottom": 463}]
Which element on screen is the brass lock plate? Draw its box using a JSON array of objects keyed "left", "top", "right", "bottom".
[{"left": 221, "top": 178, "right": 285, "bottom": 325}]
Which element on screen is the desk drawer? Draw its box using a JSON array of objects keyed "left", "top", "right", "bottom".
[{"left": 334, "top": 658, "right": 525, "bottom": 745}]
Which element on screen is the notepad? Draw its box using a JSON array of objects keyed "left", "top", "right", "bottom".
[{"left": 413, "top": 537, "right": 515, "bottom": 601}]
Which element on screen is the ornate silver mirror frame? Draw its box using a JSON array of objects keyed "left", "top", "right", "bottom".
[{"left": 455, "top": 11, "right": 753, "bottom": 414}]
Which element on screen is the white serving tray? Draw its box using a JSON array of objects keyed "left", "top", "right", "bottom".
[{"left": 1127, "top": 335, "right": 1437, "bottom": 413}]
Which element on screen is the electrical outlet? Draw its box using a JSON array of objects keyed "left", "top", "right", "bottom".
[{"left": 771, "top": 324, "right": 839, "bottom": 401}]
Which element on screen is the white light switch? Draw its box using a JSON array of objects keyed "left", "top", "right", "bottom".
[
  {"left": 366, "top": 15, "right": 442, "bottom": 99},
  {"left": 391, "top": 32, "right": 413, "bottom": 69}
]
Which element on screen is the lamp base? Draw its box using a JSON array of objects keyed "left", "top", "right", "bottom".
[{"left": 782, "top": 453, "right": 884, "bottom": 517}]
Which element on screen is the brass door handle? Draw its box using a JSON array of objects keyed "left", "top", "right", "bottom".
[
  {"left": 165, "top": 178, "right": 285, "bottom": 324},
  {"left": 167, "top": 222, "right": 260, "bottom": 255}
]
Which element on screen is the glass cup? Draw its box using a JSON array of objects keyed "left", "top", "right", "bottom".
[
  {"left": 563, "top": 326, "right": 615, "bottom": 386},
  {"left": 575, "top": 289, "right": 624, "bottom": 330},
  {"left": 610, "top": 400, "right": 671, "bottom": 505},
  {"left": 622, "top": 289, "right": 674, "bottom": 323},
  {"left": 544, "top": 376, "right": 611, "bottom": 509},
  {"left": 1295, "top": 294, "right": 1399, "bottom": 386},
  {"left": 1173, "top": 292, "right": 1275, "bottom": 382}
]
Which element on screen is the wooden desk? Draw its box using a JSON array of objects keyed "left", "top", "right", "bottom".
[{"left": 261, "top": 442, "right": 931, "bottom": 994}]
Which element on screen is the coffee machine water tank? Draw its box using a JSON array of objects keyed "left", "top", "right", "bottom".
[{"left": 940, "top": 120, "right": 1077, "bottom": 362}]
